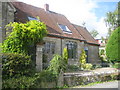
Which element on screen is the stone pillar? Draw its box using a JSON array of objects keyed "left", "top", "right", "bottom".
[
  {"left": 1, "top": 2, "right": 8, "bottom": 43},
  {"left": 0, "top": 2, "right": 2, "bottom": 44},
  {"left": 57, "top": 69, "right": 64, "bottom": 87},
  {"left": 36, "top": 45, "right": 43, "bottom": 72}
]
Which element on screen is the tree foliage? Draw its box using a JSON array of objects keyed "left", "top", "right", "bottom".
[
  {"left": 2, "top": 20, "right": 47, "bottom": 55},
  {"left": 90, "top": 29, "right": 99, "bottom": 38},
  {"left": 104, "top": 2, "right": 120, "bottom": 37},
  {"left": 106, "top": 27, "right": 120, "bottom": 62}
]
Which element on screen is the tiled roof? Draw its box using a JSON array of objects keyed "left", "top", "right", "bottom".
[
  {"left": 72, "top": 24, "right": 99, "bottom": 45},
  {"left": 11, "top": 1, "right": 99, "bottom": 45}
]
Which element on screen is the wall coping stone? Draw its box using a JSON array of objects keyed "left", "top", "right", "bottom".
[{"left": 64, "top": 68, "right": 119, "bottom": 77}]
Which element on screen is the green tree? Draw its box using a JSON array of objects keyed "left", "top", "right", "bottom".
[
  {"left": 90, "top": 29, "right": 99, "bottom": 38},
  {"left": 2, "top": 20, "right": 47, "bottom": 55},
  {"left": 106, "top": 27, "right": 120, "bottom": 63},
  {"left": 104, "top": 2, "right": 120, "bottom": 37}
]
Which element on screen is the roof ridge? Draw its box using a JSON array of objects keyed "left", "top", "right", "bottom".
[{"left": 12, "top": 1, "right": 65, "bottom": 17}]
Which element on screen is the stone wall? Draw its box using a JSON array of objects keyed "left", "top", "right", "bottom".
[
  {"left": 43, "top": 37, "right": 85, "bottom": 66},
  {"left": 64, "top": 68, "right": 119, "bottom": 87},
  {"left": 88, "top": 44, "right": 100, "bottom": 64},
  {"left": 42, "top": 36, "right": 100, "bottom": 68},
  {"left": 0, "top": 2, "right": 15, "bottom": 43},
  {"left": 0, "top": 1, "right": 2, "bottom": 43}
]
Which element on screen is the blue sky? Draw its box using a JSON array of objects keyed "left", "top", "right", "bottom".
[
  {"left": 92, "top": 2, "right": 118, "bottom": 21},
  {"left": 18, "top": 0, "right": 119, "bottom": 38}
]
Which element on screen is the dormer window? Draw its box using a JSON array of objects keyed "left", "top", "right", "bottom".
[
  {"left": 58, "top": 24, "right": 72, "bottom": 33},
  {"left": 28, "top": 16, "right": 38, "bottom": 20}
]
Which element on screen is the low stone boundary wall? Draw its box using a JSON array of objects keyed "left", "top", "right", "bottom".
[{"left": 64, "top": 68, "right": 120, "bottom": 87}]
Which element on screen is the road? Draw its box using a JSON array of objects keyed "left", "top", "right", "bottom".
[{"left": 73, "top": 80, "right": 119, "bottom": 88}]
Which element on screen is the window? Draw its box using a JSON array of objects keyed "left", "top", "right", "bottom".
[
  {"left": 66, "top": 41, "right": 77, "bottom": 59},
  {"left": 28, "top": 16, "right": 38, "bottom": 20},
  {"left": 58, "top": 24, "right": 72, "bottom": 33},
  {"left": 44, "top": 42, "right": 55, "bottom": 54},
  {"left": 101, "top": 40, "right": 103, "bottom": 43},
  {"left": 84, "top": 47, "right": 88, "bottom": 63}
]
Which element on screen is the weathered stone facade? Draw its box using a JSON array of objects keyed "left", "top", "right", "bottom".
[
  {"left": 0, "top": 2, "right": 15, "bottom": 43},
  {"left": 0, "top": 1, "right": 2, "bottom": 43},
  {"left": 88, "top": 45, "right": 100, "bottom": 64},
  {"left": 36, "top": 36, "right": 99, "bottom": 71}
]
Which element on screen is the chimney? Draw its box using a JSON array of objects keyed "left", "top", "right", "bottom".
[{"left": 44, "top": 4, "right": 49, "bottom": 11}]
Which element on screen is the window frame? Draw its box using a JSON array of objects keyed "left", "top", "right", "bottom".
[
  {"left": 58, "top": 24, "right": 72, "bottom": 33},
  {"left": 27, "top": 16, "right": 38, "bottom": 21},
  {"left": 44, "top": 41, "right": 55, "bottom": 55},
  {"left": 66, "top": 41, "right": 77, "bottom": 59}
]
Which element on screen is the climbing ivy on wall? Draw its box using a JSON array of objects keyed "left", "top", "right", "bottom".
[{"left": 2, "top": 20, "right": 47, "bottom": 55}]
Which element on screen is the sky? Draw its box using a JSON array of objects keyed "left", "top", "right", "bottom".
[{"left": 17, "top": 0, "right": 119, "bottom": 39}]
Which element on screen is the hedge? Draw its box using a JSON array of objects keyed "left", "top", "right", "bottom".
[{"left": 2, "top": 53, "right": 34, "bottom": 79}]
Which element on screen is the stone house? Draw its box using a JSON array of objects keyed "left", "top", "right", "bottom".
[
  {"left": 96, "top": 38, "right": 108, "bottom": 51},
  {"left": 1, "top": 1, "right": 100, "bottom": 71}
]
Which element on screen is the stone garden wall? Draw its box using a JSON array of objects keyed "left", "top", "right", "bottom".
[
  {"left": 36, "top": 68, "right": 119, "bottom": 88},
  {"left": 63, "top": 68, "right": 119, "bottom": 87}
]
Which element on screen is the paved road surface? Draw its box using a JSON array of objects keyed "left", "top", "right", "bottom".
[{"left": 73, "top": 81, "right": 119, "bottom": 88}]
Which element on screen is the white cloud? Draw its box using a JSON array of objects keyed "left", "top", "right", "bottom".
[
  {"left": 94, "top": 17, "right": 108, "bottom": 38},
  {"left": 18, "top": 0, "right": 108, "bottom": 38}
]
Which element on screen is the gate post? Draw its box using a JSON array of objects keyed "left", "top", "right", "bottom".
[
  {"left": 36, "top": 44, "right": 43, "bottom": 72},
  {"left": 57, "top": 69, "right": 64, "bottom": 87}
]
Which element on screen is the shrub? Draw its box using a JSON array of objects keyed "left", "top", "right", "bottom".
[
  {"left": 92, "top": 64, "right": 102, "bottom": 69},
  {"left": 99, "top": 49, "right": 105, "bottom": 55},
  {"left": 62, "top": 48, "right": 68, "bottom": 71},
  {"left": 112, "top": 63, "right": 120, "bottom": 68},
  {"left": 106, "top": 27, "right": 120, "bottom": 63},
  {"left": 67, "top": 65, "right": 80, "bottom": 72},
  {"left": 84, "top": 63, "right": 93, "bottom": 70},
  {"left": 2, "top": 53, "right": 33, "bottom": 79},
  {"left": 2, "top": 76, "right": 36, "bottom": 88},
  {"left": 99, "top": 49, "right": 107, "bottom": 61},
  {"left": 48, "top": 54, "right": 65, "bottom": 75},
  {"left": 35, "top": 70, "right": 57, "bottom": 83},
  {"left": 2, "top": 70, "right": 57, "bottom": 89},
  {"left": 0, "top": 43, "right": 2, "bottom": 53},
  {"left": 79, "top": 49, "right": 87, "bottom": 70}
]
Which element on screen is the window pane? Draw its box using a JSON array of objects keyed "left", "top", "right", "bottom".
[
  {"left": 44, "top": 42, "right": 55, "bottom": 54},
  {"left": 58, "top": 24, "right": 72, "bottom": 33},
  {"left": 66, "top": 41, "right": 77, "bottom": 59},
  {"left": 73, "top": 43, "right": 77, "bottom": 58},
  {"left": 28, "top": 16, "right": 37, "bottom": 20}
]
